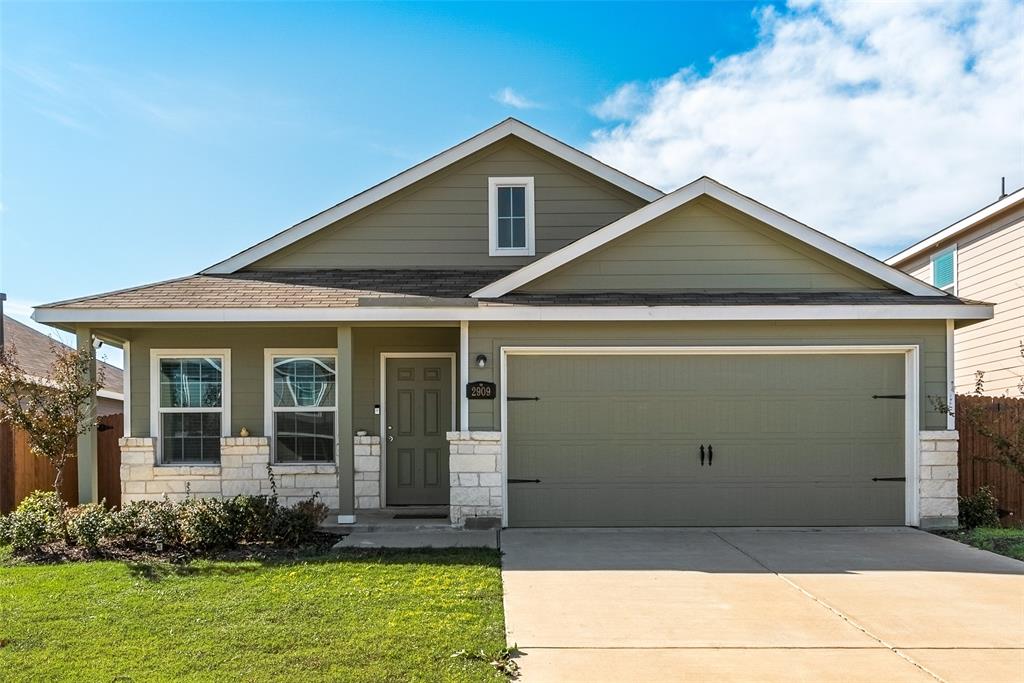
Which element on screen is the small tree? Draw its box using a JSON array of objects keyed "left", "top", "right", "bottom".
[{"left": 0, "top": 341, "right": 105, "bottom": 494}]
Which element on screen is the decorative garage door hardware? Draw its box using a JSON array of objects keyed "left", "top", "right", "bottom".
[
  {"left": 508, "top": 478, "right": 542, "bottom": 484},
  {"left": 507, "top": 396, "right": 541, "bottom": 401},
  {"left": 872, "top": 477, "right": 907, "bottom": 482},
  {"left": 872, "top": 394, "right": 906, "bottom": 399},
  {"left": 699, "top": 444, "right": 714, "bottom": 466}
]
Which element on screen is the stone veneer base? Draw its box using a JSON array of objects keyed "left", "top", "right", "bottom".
[
  {"left": 918, "top": 430, "right": 959, "bottom": 530},
  {"left": 446, "top": 431, "right": 503, "bottom": 527},
  {"left": 119, "top": 437, "right": 340, "bottom": 510}
]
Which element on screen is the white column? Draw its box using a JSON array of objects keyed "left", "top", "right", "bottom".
[{"left": 460, "top": 320, "right": 470, "bottom": 430}]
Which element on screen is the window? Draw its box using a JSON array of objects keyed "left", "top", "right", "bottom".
[
  {"left": 931, "top": 247, "right": 956, "bottom": 293},
  {"left": 267, "top": 353, "right": 337, "bottom": 463},
  {"left": 152, "top": 351, "right": 229, "bottom": 464},
  {"left": 488, "top": 177, "right": 535, "bottom": 256}
]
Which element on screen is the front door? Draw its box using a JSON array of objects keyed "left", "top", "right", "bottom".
[{"left": 385, "top": 357, "right": 452, "bottom": 505}]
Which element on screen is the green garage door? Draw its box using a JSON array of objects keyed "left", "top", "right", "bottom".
[{"left": 506, "top": 353, "right": 906, "bottom": 527}]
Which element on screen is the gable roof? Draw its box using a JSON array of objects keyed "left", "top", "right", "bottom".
[
  {"left": 886, "top": 186, "right": 1024, "bottom": 267},
  {"left": 202, "top": 118, "right": 664, "bottom": 275},
  {"left": 3, "top": 315, "right": 123, "bottom": 399},
  {"left": 471, "top": 177, "right": 945, "bottom": 299}
]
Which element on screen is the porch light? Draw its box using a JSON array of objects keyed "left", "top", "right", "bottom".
[{"left": 476, "top": 354, "right": 488, "bottom": 368}]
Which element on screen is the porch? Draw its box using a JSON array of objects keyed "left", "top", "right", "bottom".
[{"left": 69, "top": 322, "right": 502, "bottom": 528}]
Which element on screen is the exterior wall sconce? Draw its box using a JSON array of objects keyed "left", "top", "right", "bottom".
[{"left": 476, "top": 354, "right": 488, "bottom": 368}]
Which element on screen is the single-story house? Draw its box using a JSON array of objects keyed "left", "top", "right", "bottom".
[
  {"left": 33, "top": 119, "right": 992, "bottom": 530},
  {"left": 887, "top": 186, "right": 1023, "bottom": 396}
]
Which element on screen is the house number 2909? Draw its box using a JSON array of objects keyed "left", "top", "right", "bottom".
[{"left": 466, "top": 381, "right": 497, "bottom": 400}]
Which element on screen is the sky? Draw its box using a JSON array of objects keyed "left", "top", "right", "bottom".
[{"left": 2, "top": 1, "right": 1023, "bottom": 369}]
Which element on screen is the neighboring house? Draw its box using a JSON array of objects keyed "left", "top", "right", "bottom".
[
  {"left": 33, "top": 119, "right": 992, "bottom": 530},
  {"left": 888, "top": 188, "right": 1024, "bottom": 396},
  {"left": 3, "top": 315, "right": 123, "bottom": 414}
]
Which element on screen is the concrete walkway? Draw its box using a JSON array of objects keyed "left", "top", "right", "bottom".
[{"left": 500, "top": 528, "right": 1024, "bottom": 682}]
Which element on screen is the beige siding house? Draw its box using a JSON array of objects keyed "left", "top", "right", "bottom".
[
  {"left": 34, "top": 119, "right": 992, "bottom": 530},
  {"left": 888, "top": 188, "right": 1024, "bottom": 396}
]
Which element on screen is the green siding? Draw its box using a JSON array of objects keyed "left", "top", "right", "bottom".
[
  {"left": 522, "top": 198, "right": 892, "bottom": 291},
  {"left": 467, "top": 320, "right": 948, "bottom": 431},
  {"left": 250, "top": 139, "right": 647, "bottom": 269},
  {"left": 127, "top": 326, "right": 460, "bottom": 439}
]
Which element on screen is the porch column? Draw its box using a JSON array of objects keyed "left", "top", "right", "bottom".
[
  {"left": 336, "top": 325, "right": 355, "bottom": 523},
  {"left": 76, "top": 327, "right": 99, "bottom": 504}
]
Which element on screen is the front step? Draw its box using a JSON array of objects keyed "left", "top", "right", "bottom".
[
  {"left": 334, "top": 528, "right": 499, "bottom": 549},
  {"left": 321, "top": 507, "right": 453, "bottom": 534}
]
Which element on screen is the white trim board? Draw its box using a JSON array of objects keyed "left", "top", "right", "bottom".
[
  {"left": 378, "top": 352, "right": 457, "bottom": 508},
  {"left": 33, "top": 302, "right": 993, "bottom": 324},
  {"left": 202, "top": 119, "right": 662, "bottom": 274},
  {"left": 472, "top": 177, "right": 946, "bottom": 298},
  {"left": 887, "top": 186, "right": 1024, "bottom": 266},
  {"left": 499, "top": 344, "right": 921, "bottom": 528}
]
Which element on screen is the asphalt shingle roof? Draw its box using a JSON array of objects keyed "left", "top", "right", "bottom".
[
  {"left": 2, "top": 316, "right": 123, "bottom": 392},
  {"left": 36, "top": 269, "right": 971, "bottom": 311}
]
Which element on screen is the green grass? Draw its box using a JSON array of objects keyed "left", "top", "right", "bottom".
[
  {"left": 943, "top": 527, "right": 1024, "bottom": 561},
  {"left": 0, "top": 548, "right": 508, "bottom": 682}
]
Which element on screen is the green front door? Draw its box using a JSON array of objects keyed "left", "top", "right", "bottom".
[
  {"left": 385, "top": 357, "right": 452, "bottom": 506},
  {"left": 507, "top": 353, "right": 906, "bottom": 527}
]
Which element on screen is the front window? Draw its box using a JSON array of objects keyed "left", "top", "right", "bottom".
[
  {"left": 156, "top": 355, "right": 227, "bottom": 464},
  {"left": 489, "top": 177, "right": 535, "bottom": 256},
  {"left": 931, "top": 248, "right": 956, "bottom": 293},
  {"left": 270, "top": 355, "right": 337, "bottom": 463}
]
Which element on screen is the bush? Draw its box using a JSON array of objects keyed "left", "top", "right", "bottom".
[
  {"left": 273, "top": 496, "right": 330, "bottom": 546},
  {"left": 959, "top": 486, "right": 1000, "bottom": 529},
  {"left": 66, "top": 503, "right": 113, "bottom": 551},
  {"left": 178, "top": 497, "right": 239, "bottom": 550},
  {"left": 228, "top": 494, "right": 278, "bottom": 543},
  {"left": 1, "top": 491, "right": 65, "bottom": 553},
  {"left": 0, "top": 491, "right": 328, "bottom": 559}
]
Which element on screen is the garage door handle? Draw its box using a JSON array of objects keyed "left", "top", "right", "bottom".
[
  {"left": 708, "top": 445, "right": 713, "bottom": 466},
  {"left": 508, "top": 478, "right": 541, "bottom": 484},
  {"left": 699, "top": 445, "right": 705, "bottom": 466},
  {"left": 872, "top": 477, "right": 906, "bottom": 482}
]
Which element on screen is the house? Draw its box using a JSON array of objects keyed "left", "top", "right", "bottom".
[
  {"left": 3, "top": 315, "right": 123, "bottom": 414},
  {"left": 887, "top": 187, "right": 1024, "bottom": 397},
  {"left": 33, "top": 119, "right": 992, "bottom": 530}
]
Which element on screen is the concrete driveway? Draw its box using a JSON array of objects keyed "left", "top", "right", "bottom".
[{"left": 500, "top": 528, "right": 1024, "bottom": 682}]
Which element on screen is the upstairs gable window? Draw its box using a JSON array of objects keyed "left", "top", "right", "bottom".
[
  {"left": 489, "top": 177, "right": 535, "bottom": 256},
  {"left": 931, "top": 247, "right": 956, "bottom": 293}
]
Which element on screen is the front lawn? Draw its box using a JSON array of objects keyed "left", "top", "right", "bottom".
[
  {"left": 0, "top": 548, "right": 508, "bottom": 682},
  {"left": 940, "top": 527, "right": 1024, "bottom": 561}
]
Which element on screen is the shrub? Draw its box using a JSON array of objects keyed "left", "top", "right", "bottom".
[
  {"left": 130, "top": 498, "right": 182, "bottom": 547},
  {"left": 66, "top": 503, "right": 113, "bottom": 551},
  {"left": 228, "top": 495, "right": 278, "bottom": 543},
  {"left": 959, "top": 486, "right": 1000, "bottom": 529},
  {"left": 2, "top": 491, "right": 65, "bottom": 553},
  {"left": 273, "top": 495, "right": 329, "bottom": 546},
  {"left": 178, "top": 497, "right": 239, "bottom": 550}
]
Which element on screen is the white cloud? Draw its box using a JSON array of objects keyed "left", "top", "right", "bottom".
[
  {"left": 588, "top": 0, "right": 1024, "bottom": 255},
  {"left": 493, "top": 87, "right": 541, "bottom": 110}
]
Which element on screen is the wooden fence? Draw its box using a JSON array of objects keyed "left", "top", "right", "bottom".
[
  {"left": 956, "top": 395, "right": 1024, "bottom": 525},
  {"left": 0, "top": 413, "right": 122, "bottom": 513}
]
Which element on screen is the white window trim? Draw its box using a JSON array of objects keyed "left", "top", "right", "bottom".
[
  {"left": 488, "top": 177, "right": 535, "bottom": 257},
  {"left": 930, "top": 245, "right": 957, "bottom": 295},
  {"left": 264, "top": 348, "right": 338, "bottom": 465},
  {"left": 150, "top": 349, "right": 231, "bottom": 465}
]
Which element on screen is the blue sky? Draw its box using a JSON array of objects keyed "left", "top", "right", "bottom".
[{"left": 3, "top": 1, "right": 1022, "bottom": 367}]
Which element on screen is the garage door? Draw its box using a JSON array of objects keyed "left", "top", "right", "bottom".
[{"left": 506, "top": 353, "right": 906, "bottom": 527}]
